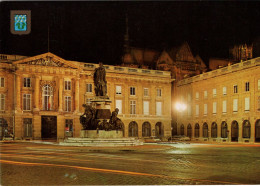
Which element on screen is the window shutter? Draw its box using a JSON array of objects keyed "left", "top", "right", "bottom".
[
  {"left": 245, "top": 97, "right": 250, "bottom": 111},
  {"left": 222, "top": 100, "right": 227, "bottom": 113},
  {"left": 116, "top": 100, "right": 122, "bottom": 114},
  {"left": 196, "top": 104, "right": 199, "bottom": 116},
  {"left": 233, "top": 99, "right": 238, "bottom": 112},
  {"left": 156, "top": 102, "right": 162, "bottom": 116},
  {"left": 143, "top": 101, "right": 149, "bottom": 115},
  {"left": 213, "top": 102, "right": 217, "bottom": 114}
]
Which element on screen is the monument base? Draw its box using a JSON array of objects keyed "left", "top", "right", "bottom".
[{"left": 80, "top": 130, "right": 123, "bottom": 138}]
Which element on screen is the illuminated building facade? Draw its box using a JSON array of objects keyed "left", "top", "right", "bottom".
[
  {"left": 0, "top": 52, "right": 172, "bottom": 140},
  {"left": 176, "top": 57, "right": 260, "bottom": 143}
]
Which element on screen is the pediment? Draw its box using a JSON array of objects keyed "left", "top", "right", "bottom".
[{"left": 13, "top": 52, "right": 79, "bottom": 69}]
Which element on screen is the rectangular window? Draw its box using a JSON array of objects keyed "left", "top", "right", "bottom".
[
  {"left": 245, "top": 82, "right": 250, "bottom": 92},
  {"left": 86, "top": 98, "right": 91, "bottom": 105},
  {"left": 130, "top": 87, "right": 135, "bottom": 96},
  {"left": 195, "top": 104, "right": 199, "bottom": 116},
  {"left": 143, "top": 101, "right": 149, "bottom": 115},
  {"left": 258, "top": 79, "right": 260, "bottom": 90},
  {"left": 86, "top": 83, "right": 92, "bottom": 93},
  {"left": 65, "top": 96, "right": 72, "bottom": 112},
  {"left": 245, "top": 97, "right": 250, "bottom": 111},
  {"left": 213, "top": 88, "right": 217, "bottom": 97},
  {"left": 213, "top": 102, "right": 217, "bottom": 114},
  {"left": 187, "top": 104, "right": 191, "bottom": 116},
  {"left": 0, "top": 94, "right": 5, "bottom": 111},
  {"left": 233, "top": 99, "right": 238, "bottom": 112},
  {"left": 156, "top": 88, "right": 162, "bottom": 97},
  {"left": 204, "top": 104, "right": 207, "bottom": 115},
  {"left": 144, "top": 88, "right": 149, "bottom": 97},
  {"left": 23, "top": 118, "right": 32, "bottom": 138},
  {"left": 195, "top": 92, "right": 199, "bottom": 100},
  {"left": 222, "top": 100, "right": 227, "bottom": 113},
  {"left": 233, "top": 85, "right": 238, "bottom": 93},
  {"left": 187, "top": 93, "right": 191, "bottom": 102},
  {"left": 23, "top": 94, "right": 31, "bottom": 111},
  {"left": 223, "top": 87, "right": 227, "bottom": 95},
  {"left": 116, "top": 100, "right": 122, "bottom": 114},
  {"left": 204, "top": 91, "right": 208, "bottom": 99},
  {"left": 116, "top": 86, "right": 122, "bottom": 95},
  {"left": 258, "top": 96, "right": 260, "bottom": 111},
  {"left": 130, "top": 100, "right": 136, "bottom": 114},
  {"left": 23, "top": 77, "right": 31, "bottom": 87},
  {"left": 156, "top": 102, "right": 162, "bottom": 116},
  {"left": 0, "top": 77, "right": 4, "bottom": 87},
  {"left": 64, "top": 81, "right": 71, "bottom": 90}
]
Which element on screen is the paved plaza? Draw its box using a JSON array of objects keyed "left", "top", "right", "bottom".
[{"left": 1, "top": 141, "right": 260, "bottom": 185}]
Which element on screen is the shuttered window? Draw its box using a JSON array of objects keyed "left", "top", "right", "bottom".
[
  {"left": 116, "top": 100, "right": 122, "bottom": 114},
  {"left": 213, "top": 102, "right": 217, "bottom": 114},
  {"left": 233, "top": 99, "right": 238, "bottom": 112},
  {"left": 143, "top": 101, "right": 149, "bottom": 115},
  {"left": 156, "top": 102, "right": 162, "bottom": 116},
  {"left": 195, "top": 104, "right": 199, "bottom": 116},
  {"left": 204, "top": 104, "right": 207, "bottom": 115},
  {"left": 245, "top": 97, "right": 250, "bottom": 111},
  {"left": 222, "top": 100, "right": 227, "bottom": 113}
]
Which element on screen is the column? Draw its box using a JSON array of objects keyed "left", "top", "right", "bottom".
[
  {"left": 59, "top": 78, "right": 63, "bottom": 112},
  {"left": 34, "top": 76, "right": 40, "bottom": 111},
  {"left": 16, "top": 74, "right": 21, "bottom": 111},
  {"left": 75, "top": 78, "right": 79, "bottom": 112}
]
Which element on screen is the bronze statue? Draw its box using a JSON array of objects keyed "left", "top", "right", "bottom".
[
  {"left": 109, "top": 108, "right": 123, "bottom": 130},
  {"left": 93, "top": 62, "right": 107, "bottom": 97},
  {"left": 80, "top": 104, "right": 96, "bottom": 130}
]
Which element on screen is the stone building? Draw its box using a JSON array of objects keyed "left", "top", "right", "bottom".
[
  {"left": 176, "top": 57, "right": 260, "bottom": 143},
  {"left": 0, "top": 52, "right": 172, "bottom": 140}
]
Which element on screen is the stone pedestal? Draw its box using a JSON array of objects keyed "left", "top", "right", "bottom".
[
  {"left": 80, "top": 130, "right": 123, "bottom": 138},
  {"left": 91, "top": 97, "right": 112, "bottom": 120}
]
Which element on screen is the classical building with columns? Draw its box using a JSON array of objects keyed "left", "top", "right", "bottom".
[
  {"left": 176, "top": 57, "right": 260, "bottom": 143},
  {"left": 0, "top": 52, "right": 172, "bottom": 140}
]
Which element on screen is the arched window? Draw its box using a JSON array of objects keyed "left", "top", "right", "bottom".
[
  {"left": 187, "top": 124, "right": 192, "bottom": 138},
  {"left": 42, "top": 85, "right": 53, "bottom": 110},
  {"left": 255, "top": 120, "right": 260, "bottom": 142},
  {"left": 180, "top": 124, "right": 184, "bottom": 135},
  {"left": 195, "top": 123, "right": 200, "bottom": 138},
  {"left": 211, "top": 122, "right": 217, "bottom": 138},
  {"left": 155, "top": 122, "right": 163, "bottom": 137},
  {"left": 128, "top": 121, "right": 138, "bottom": 137},
  {"left": 142, "top": 122, "right": 151, "bottom": 137},
  {"left": 203, "top": 123, "right": 208, "bottom": 138},
  {"left": 231, "top": 121, "right": 239, "bottom": 142},
  {"left": 221, "top": 121, "right": 228, "bottom": 138},
  {"left": 243, "top": 120, "right": 251, "bottom": 138}
]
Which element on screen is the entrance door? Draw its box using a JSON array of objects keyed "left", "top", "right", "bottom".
[
  {"left": 231, "top": 121, "right": 239, "bottom": 142},
  {"left": 41, "top": 116, "right": 57, "bottom": 139}
]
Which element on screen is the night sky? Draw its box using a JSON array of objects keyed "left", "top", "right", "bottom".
[{"left": 1, "top": 1, "right": 260, "bottom": 66}]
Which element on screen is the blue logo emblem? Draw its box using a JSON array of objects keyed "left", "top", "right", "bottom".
[{"left": 14, "top": 14, "right": 27, "bottom": 31}]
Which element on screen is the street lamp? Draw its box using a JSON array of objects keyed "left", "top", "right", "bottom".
[{"left": 175, "top": 102, "right": 187, "bottom": 137}]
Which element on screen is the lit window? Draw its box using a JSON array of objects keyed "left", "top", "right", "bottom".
[
  {"left": 65, "top": 96, "right": 72, "bottom": 112},
  {"left": 213, "top": 89, "right": 216, "bottom": 97},
  {"left": 222, "top": 100, "right": 227, "bottom": 114},
  {"left": 23, "top": 118, "right": 32, "bottom": 138},
  {"left": 223, "top": 87, "right": 227, "bottom": 95},
  {"left": 0, "top": 94, "right": 5, "bottom": 111},
  {"left": 130, "top": 87, "right": 135, "bottom": 96},
  {"left": 23, "top": 94, "right": 31, "bottom": 111},
  {"left": 144, "top": 88, "right": 149, "bottom": 97},
  {"left": 204, "top": 91, "right": 207, "bottom": 99},
  {"left": 0, "top": 77, "right": 4, "bottom": 87},
  {"left": 23, "top": 78, "right": 31, "bottom": 87},
  {"left": 130, "top": 100, "right": 136, "bottom": 114},
  {"left": 245, "top": 97, "right": 250, "bottom": 111},
  {"left": 195, "top": 104, "right": 199, "bottom": 116},
  {"left": 116, "top": 100, "right": 122, "bottom": 114},
  {"left": 86, "top": 83, "right": 92, "bottom": 93},
  {"left": 195, "top": 92, "right": 199, "bottom": 100},
  {"left": 143, "top": 101, "right": 149, "bottom": 115},
  {"left": 64, "top": 81, "right": 71, "bottom": 90},
  {"left": 156, "top": 102, "right": 162, "bottom": 116},
  {"left": 204, "top": 104, "right": 207, "bottom": 115},
  {"left": 233, "top": 99, "right": 238, "bottom": 112},
  {"left": 245, "top": 82, "right": 250, "bottom": 92},
  {"left": 213, "top": 102, "right": 217, "bottom": 114},
  {"left": 65, "top": 119, "right": 73, "bottom": 137},
  {"left": 116, "top": 86, "right": 122, "bottom": 95},
  {"left": 157, "top": 88, "right": 162, "bottom": 97},
  {"left": 234, "top": 85, "right": 238, "bottom": 93},
  {"left": 42, "top": 85, "right": 53, "bottom": 110}
]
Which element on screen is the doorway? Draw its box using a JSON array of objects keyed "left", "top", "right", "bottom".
[{"left": 41, "top": 116, "right": 57, "bottom": 139}]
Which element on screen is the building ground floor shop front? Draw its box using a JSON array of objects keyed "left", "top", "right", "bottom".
[
  {"left": 177, "top": 117, "right": 260, "bottom": 143},
  {"left": 0, "top": 112, "right": 171, "bottom": 141}
]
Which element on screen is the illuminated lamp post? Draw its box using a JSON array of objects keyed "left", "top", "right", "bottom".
[{"left": 175, "top": 102, "right": 187, "bottom": 136}]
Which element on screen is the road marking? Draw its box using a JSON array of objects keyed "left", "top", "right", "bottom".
[{"left": 0, "top": 159, "right": 240, "bottom": 185}]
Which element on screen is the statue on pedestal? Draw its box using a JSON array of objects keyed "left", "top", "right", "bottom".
[
  {"left": 109, "top": 108, "right": 123, "bottom": 130},
  {"left": 80, "top": 104, "right": 96, "bottom": 130},
  {"left": 94, "top": 62, "right": 107, "bottom": 97}
]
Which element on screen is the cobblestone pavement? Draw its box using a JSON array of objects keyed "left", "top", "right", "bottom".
[{"left": 1, "top": 141, "right": 260, "bottom": 185}]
